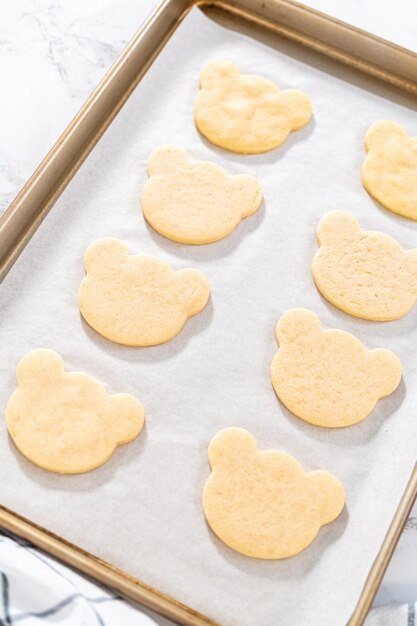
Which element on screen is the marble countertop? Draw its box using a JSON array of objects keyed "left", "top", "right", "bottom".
[{"left": 0, "top": 0, "right": 416, "bottom": 621}]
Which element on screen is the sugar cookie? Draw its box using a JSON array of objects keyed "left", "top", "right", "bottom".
[
  {"left": 6, "top": 349, "right": 144, "bottom": 474},
  {"left": 194, "top": 60, "right": 312, "bottom": 154},
  {"left": 270, "top": 308, "right": 401, "bottom": 427},
  {"left": 312, "top": 211, "right": 417, "bottom": 321},
  {"left": 203, "top": 427, "right": 345, "bottom": 559},
  {"left": 78, "top": 238, "right": 210, "bottom": 346},
  {"left": 362, "top": 121, "right": 417, "bottom": 219},
  {"left": 141, "top": 145, "right": 262, "bottom": 244}
]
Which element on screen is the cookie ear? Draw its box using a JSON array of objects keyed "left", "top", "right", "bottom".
[
  {"left": 364, "top": 121, "right": 405, "bottom": 152},
  {"left": 16, "top": 349, "right": 65, "bottom": 387},
  {"left": 175, "top": 269, "right": 210, "bottom": 316},
  {"left": 208, "top": 427, "right": 257, "bottom": 469},
  {"left": 276, "top": 308, "right": 320, "bottom": 345},
  {"left": 199, "top": 60, "right": 239, "bottom": 89},
  {"left": 281, "top": 89, "right": 312, "bottom": 130},
  {"left": 110, "top": 394, "right": 145, "bottom": 444},
  {"left": 309, "top": 470, "right": 345, "bottom": 524},
  {"left": 369, "top": 348, "right": 402, "bottom": 397},
  {"left": 231, "top": 174, "right": 263, "bottom": 218},
  {"left": 83, "top": 238, "right": 129, "bottom": 274},
  {"left": 316, "top": 211, "right": 360, "bottom": 246},
  {"left": 147, "top": 145, "right": 188, "bottom": 176}
]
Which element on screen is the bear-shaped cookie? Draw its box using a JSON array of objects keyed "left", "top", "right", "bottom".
[
  {"left": 312, "top": 211, "right": 417, "bottom": 321},
  {"left": 362, "top": 121, "right": 417, "bottom": 220},
  {"left": 6, "top": 349, "right": 144, "bottom": 474},
  {"left": 140, "top": 145, "right": 263, "bottom": 244},
  {"left": 194, "top": 60, "right": 312, "bottom": 154},
  {"left": 78, "top": 238, "right": 210, "bottom": 346},
  {"left": 270, "top": 308, "right": 402, "bottom": 427},
  {"left": 203, "top": 427, "right": 345, "bottom": 559}
]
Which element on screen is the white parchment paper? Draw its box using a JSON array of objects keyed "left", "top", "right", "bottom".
[{"left": 1, "top": 8, "right": 417, "bottom": 626}]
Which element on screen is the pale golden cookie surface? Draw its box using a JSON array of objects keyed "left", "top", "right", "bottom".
[
  {"left": 203, "top": 427, "right": 345, "bottom": 559},
  {"left": 78, "top": 238, "right": 210, "bottom": 346},
  {"left": 141, "top": 145, "right": 262, "bottom": 244},
  {"left": 312, "top": 211, "right": 417, "bottom": 321},
  {"left": 362, "top": 121, "right": 417, "bottom": 220},
  {"left": 194, "top": 60, "right": 312, "bottom": 154},
  {"left": 6, "top": 349, "right": 144, "bottom": 474},
  {"left": 270, "top": 308, "right": 402, "bottom": 427}
]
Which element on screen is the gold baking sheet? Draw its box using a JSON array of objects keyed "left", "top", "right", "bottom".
[{"left": 0, "top": 2, "right": 417, "bottom": 625}]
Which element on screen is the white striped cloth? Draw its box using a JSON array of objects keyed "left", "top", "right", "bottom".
[{"left": 0, "top": 530, "right": 411, "bottom": 626}]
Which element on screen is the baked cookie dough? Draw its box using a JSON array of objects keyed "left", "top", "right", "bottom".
[
  {"left": 194, "top": 60, "right": 312, "bottom": 154},
  {"left": 78, "top": 238, "right": 210, "bottom": 346},
  {"left": 141, "top": 145, "right": 262, "bottom": 244},
  {"left": 6, "top": 349, "right": 144, "bottom": 474},
  {"left": 312, "top": 210, "right": 417, "bottom": 321},
  {"left": 203, "top": 427, "right": 345, "bottom": 559},
  {"left": 270, "top": 308, "right": 402, "bottom": 427},
  {"left": 362, "top": 121, "right": 417, "bottom": 220}
]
